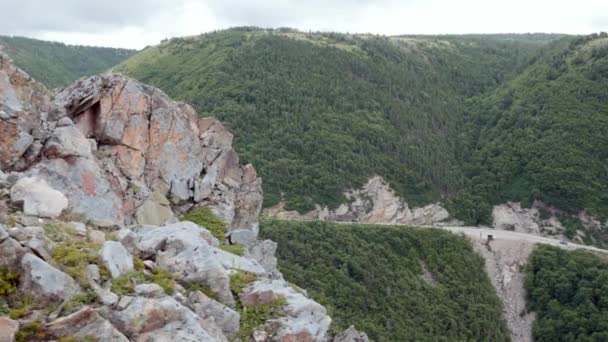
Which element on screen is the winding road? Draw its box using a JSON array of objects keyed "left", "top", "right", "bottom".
[{"left": 278, "top": 218, "right": 608, "bottom": 254}]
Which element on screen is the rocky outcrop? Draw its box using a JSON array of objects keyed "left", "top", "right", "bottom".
[
  {"left": 0, "top": 52, "right": 354, "bottom": 342},
  {"left": 1, "top": 61, "right": 263, "bottom": 236},
  {"left": 19, "top": 253, "right": 83, "bottom": 303},
  {"left": 0, "top": 49, "right": 59, "bottom": 171},
  {"left": 491, "top": 201, "right": 607, "bottom": 244},
  {"left": 265, "top": 176, "right": 454, "bottom": 226},
  {"left": 240, "top": 279, "right": 332, "bottom": 341}
]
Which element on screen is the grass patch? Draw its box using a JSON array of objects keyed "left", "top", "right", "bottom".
[
  {"left": 44, "top": 222, "right": 77, "bottom": 243},
  {"left": 15, "top": 321, "right": 48, "bottom": 342},
  {"left": 0, "top": 267, "right": 19, "bottom": 296},
  {"left": 7, "top": 296, "right": 33, "bottom": 320},
  {"left": 219, "top": 244, "right": 244, "bottom": 256},
  {"left": 133, "top": 257, "right": 145, "bottom": 271},
  {"left": 111, "top": 269, "right": 175, "bottom": 296},
  {"left": 182, "top": 281, "right": 219, "bottom": 300},
  {"left": 51, "top": 240, "right": 107, "bottom": 286},
  {"left": 230, "top": 272, "right": 257, "bottom": 296},
  {"left": 236, "top": 297, "right": 286, "bottom": 341},
  {"left": 181, "top": 208, "right": 226, "bottom": 240},
  {"left": 60, "top": 291, "right": 97, "bottom": 316}
]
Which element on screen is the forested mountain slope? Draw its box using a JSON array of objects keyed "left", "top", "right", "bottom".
[
  {"left": 525, "top": 245, "right": 608, "bottom": 341},
  {"left": 452, "top": 33, "right": 608, "bottom": 226},
  {"left": 0, "top": 36, "right": 135, "bottom": 88},
  {"left": 116, "top": 28, "right": 564, "bottom": 213},
  {"left": 261, "top": 219, "right": 510, "bottom": 341}
]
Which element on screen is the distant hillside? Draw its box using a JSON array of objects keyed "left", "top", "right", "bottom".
[
  {"left": 452, "top": 33, "right": 608, "bottom": 228},
  {"left": 0, "top": 36, "right": 136, "bottom": 88},
  {"left": 261, "top": 219, "right": 510, "bottom": 341},
  {"left": 116, "top": 28, "right": 565, "bottom": 213}
]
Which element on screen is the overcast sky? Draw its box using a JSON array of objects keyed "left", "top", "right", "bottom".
[{"left": 0, "top": 0, "right": 606, "bottom": 49}]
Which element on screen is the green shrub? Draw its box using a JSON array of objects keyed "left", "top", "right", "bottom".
[
  {"left": 133, "top": 257, "right": 146, "bottom": 271},
  {"left": 181, "top": 208, "right": 226, "bottom": 240},
  {"left": 237, "top": 297, "right": 286, "bottom": 341},
  {"left": 52, "top": 240, "right": 105, "bottom": 285},
  {"left": 8, "top": 305, "right": 28, "bottom": 319},
  {"left": 219, "top": 244, "right": 244, "bottom": 256},
  {"left": 43, "top": 222, "right": 76, "bottom": 243},
  {"left": 149, "top": 269, "right": 175, "bottom": 295},
  {"left": 0, "top": 267, "right": 19, "bottom": 296},
  {"left": 111, "top": 269, "right": 175, "bottom": 295},
  {"left": 15, "top": 321, "right": 47, "bottom": 342},
  {"left": 230, "top": 272, "right": 257, "bottom": 296},
  {"left": 61, "top": 291, "right": 97, "bottom": 316},
  {"left": 525, "top": 245, "right": 608, "bottom": 341},
  {"left": 0, "top": 302, "right": 9, "bottom": 316},
  {"left": 181, "top": 281, "right": 219, "bottom": 300}
]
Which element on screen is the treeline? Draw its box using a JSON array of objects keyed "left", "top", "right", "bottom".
[
  {"left": 260, "top": 219, "right": 510, "bottom": 341},
  {"left": 0, "top": 36, "right": 135, "bottom": 88},
  {"left": 525, "top": 245, "right": 608, "bottom": 341}
]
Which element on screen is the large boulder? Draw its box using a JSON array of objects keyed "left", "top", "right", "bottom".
[
  {"left": 101, "top": 240, "right": 134, "bottom": 279},
  {"left": 240, "top": 280, "right": 332, "bottom": 341},
  {"left": 19, "top": 253, "right": 82, "bottom": 303},
  {"left": 108, "top": 295, "right": 220, "bottom": 341},
  {"left": 132, "top": 221, "right": 233, "bottom": 305},
  {"left": 10, "top": 176, "right": 68, "bottom": 218},
  {"left": 245, "top": 240, "right": 280, "bottom": 277},
  {"left": 212, "top": 246, "right": 267, "bottom": 275},
  {"left": 189, "top": 291, "right": 240, "bottom": 337},
  {"left": 49, "top": 74, "right": 263, "bottom": 233},
  {"left": 45, "top": 307, "right": 129, "bottom": 342},
  {"left": 135, "top": 191, "right": 174, "bottom": 225},
  {"left": 0, "top": 225, "right": 26, "bottom": 268}
]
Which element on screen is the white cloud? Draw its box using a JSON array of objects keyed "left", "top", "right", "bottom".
[{"left": 0, "top": 0, "right": 606, "bottom": 49}]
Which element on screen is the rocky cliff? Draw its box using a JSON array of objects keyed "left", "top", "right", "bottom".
[
  {"left": 0, "top": 50, "right": 364, "bottom": 342},
  {"left": 265, "top": 176, "right": 455, "bottom": 226}
]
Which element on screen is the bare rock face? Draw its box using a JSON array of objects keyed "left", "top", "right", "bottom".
[
  {"left": 49, "top": 74, "right": 262, "bottom": 233},
  {"left": 0, "top": 61, "right": 263, "bottom": 236},
  {"left": 266, "top": 176, "right": 453, "bottom": 226},
  {"left": 45, "top": 307, "right": 129, "bottom": 342},
  {"left": 0, "top": 50, "right": 59, "bottom": 171}
]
